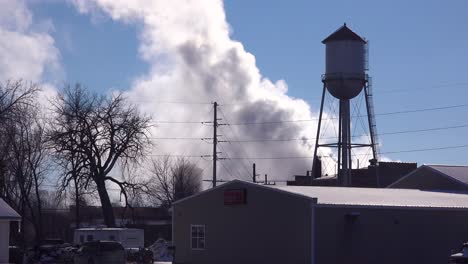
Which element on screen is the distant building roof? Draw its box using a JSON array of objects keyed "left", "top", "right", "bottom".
[
  {"left": 272, "top": 184, "right": 468, "bottom": 208},
  {"left": 388, "top": 165, "right": 468, "bottom": 191},
  {"left": 0, "top": 198, "right": 21, "bottom": 220},
  {"left": 322, "top": 23, "right": 367, "bottom": 43},
  {"left": 426, "top": 165, "right": 468, "bottom": 186}
]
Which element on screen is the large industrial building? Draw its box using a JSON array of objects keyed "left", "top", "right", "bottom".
[{"left": 173, "top": 180, "right": 468, "bottom": 264}]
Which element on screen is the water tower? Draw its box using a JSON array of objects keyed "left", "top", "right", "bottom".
[{"left": 312, "top": 24, "right": 379, "bottom": 186}]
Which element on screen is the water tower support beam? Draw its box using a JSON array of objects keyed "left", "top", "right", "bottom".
[
  {"left": 337, "top": 99, "right": 342, "bottom": 178},
  {"left": 340, "top": 99, "right": 351, "bottom": 186},
  {"left": 311, "top": 83, "right": 327, "bottom": 181}
]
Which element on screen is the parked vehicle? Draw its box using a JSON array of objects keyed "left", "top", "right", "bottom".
[
  {"left": 24, "top": 242, "right": 76, "bottom": 264},
  {"left": 449, "top": 242, "right": 468, "bottom": 263},
  {"left": 74, "top": 228, "right": 144, "bottom": 248},
  {"left": 74, "top": 240, "right": 125, "bottom": 264}
]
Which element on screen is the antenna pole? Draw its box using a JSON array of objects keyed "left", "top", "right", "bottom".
[{"left": 212, "top": 102, "right": 218, "bottom": 187}]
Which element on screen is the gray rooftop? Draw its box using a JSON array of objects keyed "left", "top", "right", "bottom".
[
  {"left": 0, "top": 198, "right": 21, "bottom": 220},
  {"left": 426, "top": 165, "right": 468, "bottom": 185},
  {"left": 271, "top": 185, "right": 468, "bottom": 208}
]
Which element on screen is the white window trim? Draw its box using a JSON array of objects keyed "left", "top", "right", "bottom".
[{"left": 190, "top": 224, "right": 206, "bottom": 250}]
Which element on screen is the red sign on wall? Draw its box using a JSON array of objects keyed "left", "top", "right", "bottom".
[{"left": 224, "top": 189, "right": 247, "bottom": 205}]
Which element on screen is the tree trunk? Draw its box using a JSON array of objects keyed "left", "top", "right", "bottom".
[
  {"left": 34, "top": 177, "right": 43, "bottom": 245},
  {"left": 96, "top": 180, "right": 116, "bottom": 227},
  {"left": 73, "top": 178, "right": 80, "bottom": 228}
]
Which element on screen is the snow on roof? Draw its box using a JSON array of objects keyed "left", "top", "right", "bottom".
[
  {"left": 271, "top": 185, "right": 468, "bottom": 208},
  {"left": 426, "top": 165, "right": 468, "bottom": 186},
  {"left": 0, "top": 198, "right": 20, "bottom": 220}
]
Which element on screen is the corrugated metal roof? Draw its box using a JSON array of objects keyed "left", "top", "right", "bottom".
[
  {"left": 271, "top": 185, "right": 468, "bottom": 208},
  {"left": 0, "top": 198, "right": 21, "bottom": 219},
  {"left": 426, "top": 165, "right": 468, "bottom": 185},
  {"left": 322, "top": 24, "right": 367, "bottom": 43}
]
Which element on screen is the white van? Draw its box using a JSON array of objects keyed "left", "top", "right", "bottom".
[{"left": 73, "top": 228, "right": 144, "bottom": 249}]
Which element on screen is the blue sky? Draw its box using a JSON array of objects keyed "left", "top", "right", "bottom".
[
  {"left": 222, "top": 0, "right": 468, "bottom": 165},
  {"left": 28, "top": 0, "right": 468, "bottom": 166}
]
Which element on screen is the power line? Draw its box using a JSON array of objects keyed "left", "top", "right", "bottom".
[
  {"left": 146, "top": 102, "right": 468, "bottom": 125},
  {"left": 380, "top": 144, "right": 468, "bottom": 155},
  {"left": 216, "top": 82, "right": 468, "bottom": 106},
  {"left": 150, "top": 121, "right": 210, "bottom": 124},
  {"left": 224, "top": 103, "right": 468, "bottom": 126},
  {"left": 378, "top": 82, "right": 468, "bottom": 94},
  {"left": 157, "top": 143, "right": 468, "bottom": 160},
  {"left": 200, "top": 123, "right": 468, "bottom": 143},
  {"left": 128, "top": 99, "right": 213, "bottom": 105},
  {"left": 149, "top": 137, "right": 209, "bottom": 140},
  {"left": 217, "top": 107, "right": 254, "bottom": 177}
]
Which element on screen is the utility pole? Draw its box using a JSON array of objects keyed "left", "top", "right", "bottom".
[{"left": 212, "top": 102, "right": 218, "bottom": 187}]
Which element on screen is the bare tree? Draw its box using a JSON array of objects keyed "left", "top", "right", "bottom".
[
  {"left": 0, "top": 80, "right": 47, "bottom": 244},
  {"left": 0, "top": 80, "right": 39, "bottom": 200},
  {"left": 0, "top": 80, "right": 39, "bottom": 121},
  {"left": 3, "top": 101, "right": 48, "bottom": 244},
  {"left": 48, "top": 84, "right": 151, "bottom": 227},
  {"left": 146, "top": 157, "right": 202, "bottom": 207}
]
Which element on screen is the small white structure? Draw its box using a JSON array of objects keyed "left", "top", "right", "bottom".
[
  {"left": 74, "top": 228, "right": 144, "bottom": 248},
  {"left": 0, "top": 199, "right": 20, "bottom": 264}
]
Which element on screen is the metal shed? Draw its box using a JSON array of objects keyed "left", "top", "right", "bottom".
[
  {"left": 0, "top": 198, "right": 20, "bottom": 264},
  {"left": 173, "top": 180, "right": 468, "bottom": 264}
]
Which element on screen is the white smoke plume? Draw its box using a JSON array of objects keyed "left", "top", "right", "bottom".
[{"left": 69, "top": 0, "right": 338, "bottom": 183}]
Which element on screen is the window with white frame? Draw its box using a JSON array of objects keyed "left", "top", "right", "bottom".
[{"left": 191, "top": 225, "right": 205, "bottom": 250}]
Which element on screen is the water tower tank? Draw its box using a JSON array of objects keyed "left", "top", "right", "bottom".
[{"left": 322, "top": 24, "right": 367, "bottom": 99}]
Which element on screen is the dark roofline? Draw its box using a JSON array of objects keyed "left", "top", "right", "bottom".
[
  {"left": 322, "top": 23, "right": 367, "bottom": 44},
  {"left": 427, "top": 164, "right": 468, "bottom": 168}
]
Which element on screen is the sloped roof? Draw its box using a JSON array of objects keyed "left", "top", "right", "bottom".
[
  {"left": 0, "top": 198, "right": 21, "bottom": 220},
  {"left": 271, "top": 185, "right": 468, "bottom": 208},
  {"left": 426, "top": 165, "right": 468, "bottom": 186},
  {"left": 175, "top": 180, "right": 468, "bottom": 209},
  {"left": 322, "top": 23, "right": 367, "bottom": 43}
]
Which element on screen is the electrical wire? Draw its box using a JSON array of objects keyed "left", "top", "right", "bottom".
[{"left": 148, "top": 123, "right": 468, "bottom": 142}]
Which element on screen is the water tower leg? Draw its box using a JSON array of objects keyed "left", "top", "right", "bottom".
[
  {"left": 311, "top": 83, "right": 327, "bottom": 181},
  {"left": 337, "top": 100, "right": 342, "bottom": 179}
]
